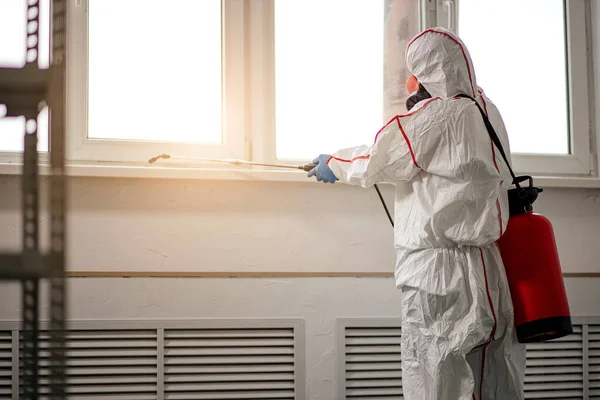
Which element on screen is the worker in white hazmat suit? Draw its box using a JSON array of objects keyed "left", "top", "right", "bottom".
[{"left": 308, "top": 27, "right": 526, "bottom": 399}]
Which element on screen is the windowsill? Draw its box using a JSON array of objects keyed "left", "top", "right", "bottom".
[
  {"left": 0, "top": 161, "right": 600, "bottom": 188},
  {"left": 0, "top": 161, "right": 312, "bottom": 183}
]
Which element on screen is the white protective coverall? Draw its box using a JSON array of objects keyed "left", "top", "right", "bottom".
[{"left": 326, "top": 27, "right": 526, "bottom": 399}]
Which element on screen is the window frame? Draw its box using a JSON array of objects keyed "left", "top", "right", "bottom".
[
  {"left": 257, "top": 0, "right": 594, "bottom": 177},
  {"left": 1, "top": 0, "right": 599, "bottom": 188},
  {"left": 65, "top": 0, "right": 247, "bottom": 165},
  {"left": 433, "top": 0, "right": 592, "bottom": 176},
  {"left": 252, "top": 0, "right": 394, "bottom": 168},
  {"left": 246, "top": 0, "right": 276, "bottom": 168}
]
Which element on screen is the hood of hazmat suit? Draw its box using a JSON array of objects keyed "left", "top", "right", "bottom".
[{"left": 326, "top": 27, "right": 526, "bottom": 400}]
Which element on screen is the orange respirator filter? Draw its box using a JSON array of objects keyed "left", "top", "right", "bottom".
[{"left": 406, "top": 74, "right": 419, "bottom": 94}]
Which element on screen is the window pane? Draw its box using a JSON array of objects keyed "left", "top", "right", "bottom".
[
  {"left": 458, "top": 0, "right": 568, "bottom": 155},
  {"left": 0, "top": 0, "right": 50, "bottom": 153},
  {"left": 87, "top": 0, "right": 222, "bottom": 144},
  {"left": 0, "top": 0, "right": 50, "bottom": 69},
  {"left": 0, "top": 106, "right": 49, "bottom": 153},
  {"left": 275, "top": 0, "right": 384, "bottom": 160}
]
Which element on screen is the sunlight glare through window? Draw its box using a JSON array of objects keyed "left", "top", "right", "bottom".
[
  {"left": 458, "top": 0, "right": 569, "bottom": 155},
  {"left": 274, "top": 0, "right": 384, "bottom": 160},
  {"left": 87, "top": 0, "right": 222, "bottom": 144},
  {"left": 0, "top": 0, "right": 50, "bottom": 152}
]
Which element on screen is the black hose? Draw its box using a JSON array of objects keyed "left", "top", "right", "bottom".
[{"left": 374, "top": 184, "right": 394, "bottom": 227}]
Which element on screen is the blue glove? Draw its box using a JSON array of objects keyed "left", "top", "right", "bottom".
[{"left": 307, "top": 154, "right": 338, "bottom": 184}]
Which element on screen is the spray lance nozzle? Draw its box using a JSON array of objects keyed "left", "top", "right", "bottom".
[
  {"left": 148, "top": 154, "right": 171, "bottom": 164},
  {"left": 148, "top": 153, "right": 317, "bottom": 172},
  {"left": 300, "top": 163, "right": 317, "bottom": 172}
]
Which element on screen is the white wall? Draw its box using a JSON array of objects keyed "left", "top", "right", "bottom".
[
  {"left": 3, "top": 176, "right": 398, "bottom": 274},
  {"left": 0, "top": 178, "right": 599, "bottom": 400},
  {"left": 0, "top": 277, "right": 599, "bottom": 399},
  {"left": 1, "top": 177, "right": 599, "bottom": 274}
]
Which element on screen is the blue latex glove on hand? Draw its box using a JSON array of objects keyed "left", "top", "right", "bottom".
[{"left": 307, "top": 154, "right": 338, "bottom": 184}]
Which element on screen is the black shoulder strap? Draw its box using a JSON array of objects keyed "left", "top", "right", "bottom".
[{"left": 455, "top": 93, "right": 517, "bottom": 184}]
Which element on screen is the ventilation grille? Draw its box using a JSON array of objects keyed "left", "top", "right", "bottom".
[
  {"left": 342, "top": 323, "right": 403, "bottom": 399},
  {"left": 524, "top": 325, "right": 584, "bottom": 399},
  {"left": 0, "top": 331, "right": 11, "bottom": 399},
  {"left": 590, "top": 325, "right": 600, "bottom": 398},
  {"left": 0, "top": 319, "right": 304, "bottom": 400},
  {"left": 24, "top": 329, "right": 158, "bottom": 400},
  {"left": 164, "top": 328, "right": 296, "bottom": 400},
  {"left": 338, "top": 318, "right": 600, "bottom": 400}
]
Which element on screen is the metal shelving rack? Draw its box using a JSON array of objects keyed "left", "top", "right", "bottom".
[{"left": 0, "top": 0, "right": 68, "bottom": 399}]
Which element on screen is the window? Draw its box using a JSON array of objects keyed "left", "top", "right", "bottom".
[
  {"left": 458, "top": 0, "right": 569, "bottom": 155},
  {"left": 1, "top": 0, "right": 594, "bottom": 181},
  {"left": 66, "top": 0, "right": 245, "bottom": 164},
  {"left": 250, "top": 0, "right": 415, "bottom": 167},
  {"left": 0, "top": 0, "right": 50, "bottom": 154},
  {"left": 87, "top": 0, "right": 222, "bottom": 144},
  {"left": 2, "top": 0, "right": 405, "bottom": 171},
  {"left": 273, "top": 0, "right": 384, "bottom": 161},
  {"left": 432, "top": 0, "right": 592, "bottom": 175}
]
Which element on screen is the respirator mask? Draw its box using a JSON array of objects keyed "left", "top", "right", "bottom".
[{"left": 405, "top": 74, "right": 432, "bottom": 111}]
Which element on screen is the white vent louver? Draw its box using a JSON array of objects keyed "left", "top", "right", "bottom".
[
  {"left": 0, "top": 319, "right": 304, "bottom": 400},
  {"left": 163, "top": 327, "right": 297, "bottom": 400},
  {"left": 524, "top": 325, "right": 584, "bottom": 399},
  {"left": 339, "top": 320, "right": 403, "bottom": 399},
  {"left": 590, "top": 325, "right": 600, "bottom": 398},
  {"left": 32, "top": 329, "right": 158, "bottom": 400},
  {"left": 0, "top": 331, "right": 11, "bottom": 399},
  {"left": 339, "top": 318, "right": 599, "bottom": 400}
]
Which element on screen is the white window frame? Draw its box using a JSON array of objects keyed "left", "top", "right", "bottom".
[
  {"left": 65, "top": 0, "right": 247, "bottom": 165},
  {"left": 432, "top": 0, "right": 593, "bottom": 177},
  {"left": 248, "top": 0, "right": 392, "bottom": 169},
  {"left": 252, "top": 0, "right": 596, "bottom": 178},
  {"left": 2, "top": 0, "right": 599, "bottom": 188},
  {"left": 246, "top": 0, "right": 276, "bottom": 169}
]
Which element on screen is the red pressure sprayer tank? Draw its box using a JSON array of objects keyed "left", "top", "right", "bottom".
[{"left": 497, "top": 177, "right": 573, "bottom": 343}]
